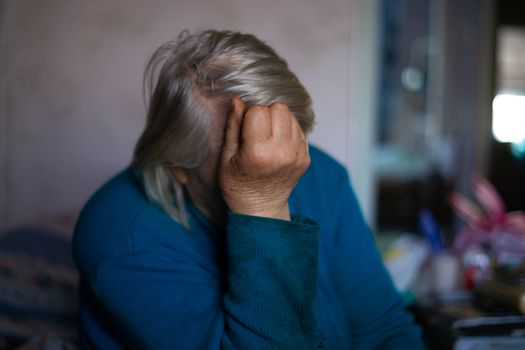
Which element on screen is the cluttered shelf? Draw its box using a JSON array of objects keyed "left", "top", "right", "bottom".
[
  {"left": 377, "top": 174, "right": 525, "bottom": 349},
  {"left": 410, "top": 289, "right": 525, "bottom": 350}
]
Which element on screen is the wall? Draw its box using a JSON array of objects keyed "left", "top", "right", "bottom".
[
  {"left": 0, "top": 0, "right": 379, "bottom": 230},
  {"left": 0, "top": 0, "right": 8, "bottom": 232}
]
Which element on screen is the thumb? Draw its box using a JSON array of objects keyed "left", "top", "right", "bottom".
[{"left": 222, "top": 96, "right": 245, "bottom": 161}]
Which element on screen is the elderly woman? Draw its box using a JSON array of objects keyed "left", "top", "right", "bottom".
[{"left": 73, "top": 30, "right": 423, "bottom": 349}]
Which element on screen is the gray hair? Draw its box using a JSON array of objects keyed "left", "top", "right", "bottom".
[{"left": 132, "top": 30, "right": 315, "bottom": 227}]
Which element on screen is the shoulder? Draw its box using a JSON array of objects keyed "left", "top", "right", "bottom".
[
  {"left": 308, "top": 145, "right": 348, "bottom": 177},
  {"left": 72, "top": 168, "right": 183, "bottom": 278},
  {"left": 290, "top": 145, "right": 354, "bottom": 222},
  {"left": 296, "top": 144, "right": 351, "bottom": 196}
]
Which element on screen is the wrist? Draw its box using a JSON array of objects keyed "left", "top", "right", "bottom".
[{"left": 230, "top": 204, "right": 291, "bottom": 221}]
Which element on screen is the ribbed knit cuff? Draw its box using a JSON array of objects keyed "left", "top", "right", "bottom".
[
  {"left": 226, "top": 213, "right": 319, "bottom": 268},
  {"left": 223, "top": 212, "right": 321, "bottom": 348}
]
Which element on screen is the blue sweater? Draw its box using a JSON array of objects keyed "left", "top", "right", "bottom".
[{"left": 73, "top": 146, "right": 423, "bottom": 349}]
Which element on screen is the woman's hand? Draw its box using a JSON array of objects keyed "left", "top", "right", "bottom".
[{"left": 219, "top": 97, "right": 310, "bottom": 221}]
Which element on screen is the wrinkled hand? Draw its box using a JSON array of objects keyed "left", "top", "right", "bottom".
[{"left": 219, "top": 97, "right": 310, "bottom": 221}]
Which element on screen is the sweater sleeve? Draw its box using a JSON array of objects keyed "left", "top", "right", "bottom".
[
  {"left": 331, "top": 169, "right": 424, "bottom": 349},
  {"left": 90, "top": 214, "right": 322, "bottom": 350}
]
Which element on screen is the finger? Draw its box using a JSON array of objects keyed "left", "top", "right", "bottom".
[
  {"left": 222, "top": 96, "right": 245, "bottom": 161},
  {"left": 242, "top": 105, "right": 272, "bottom": 145},
  {"left": 270, "top": 102, "right": 292, "bottom": 141},
  {"left": 284, "top": 117, "right": 307, "bottom": 162},
  {"left": 290, "top": 117, "right": 309, "bottom": 158},
  {"left": 290, "top": 115, "right": 306, "bottom": 144}
]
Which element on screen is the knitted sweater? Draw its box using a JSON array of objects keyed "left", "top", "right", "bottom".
[{"left": 73, "top": 145, "right": 423, "bottom": 349}]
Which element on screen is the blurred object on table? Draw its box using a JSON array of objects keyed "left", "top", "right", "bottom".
[
  {"left": 382, "top": 233, "right": 430, "bottom": 296},
  {"left": 450, "top": 173, "right": 525, "bottom": 292}
]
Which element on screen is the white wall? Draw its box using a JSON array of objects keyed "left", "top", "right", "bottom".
[{"left": 0, "top": 0, "right": 379, "bottom": 230}]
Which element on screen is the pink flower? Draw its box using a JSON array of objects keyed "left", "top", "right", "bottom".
[{"left": 449, "top": 174, "right": 525, "bottom": 252}]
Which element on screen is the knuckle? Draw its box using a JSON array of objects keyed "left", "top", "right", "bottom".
[
  {"left": 303, "top": 154, "right": 311, "bottom": 169},
  {"left": 249, "top": 144, "right": 272, "bottom": 167},
  {"left": 278, "top": 149, "right": 292, "bottom": 166},
  {"left": 295, "top": 148, "right": 310, "bottom": 169},
  {"left": 271, "top": 104, "right": 292, "bottom": 119},
  {"left": 248, "top": 104, "right": 269, "bottom": 115},
  {"left": 271, "top": 102, "right": 288, "bottom": 110}
]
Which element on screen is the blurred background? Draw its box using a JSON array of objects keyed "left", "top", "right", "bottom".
[
  {"left": 1, "top": 0, "right": 525, "bottom": 348},
  {"left": 374, "top": 0, "right": 525, "bottom": 239},
  {"left": 1, "top": 0, "right": 523, "bottom": 235}
]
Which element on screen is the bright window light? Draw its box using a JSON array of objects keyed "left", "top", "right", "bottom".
[{"left": 492, "top": 94, "right": 525, "bottom": 144}]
